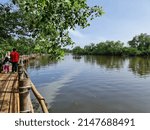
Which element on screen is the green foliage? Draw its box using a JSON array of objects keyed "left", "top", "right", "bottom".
[
  {"left": 0, "top": 3, "right": 33, "bottom": 56},
  {"left": 72, "top": 46, "right": 84, "bottom": 54},
  {"left": 73, "top": 41, "right": 124, "bottom": 56},
  {"left": 128, "top": 33, "right": 150, "bottom": 51},
  {"left": 9, "top": 0, "right": 103, "bottom": 56},
  {"left": 0, "top": 0, "right": 103, "bottom": 58},
  {"left": 94, "top": 41, "right": 124, "bottom": 55},
  {"left": 123, "top": 47, "right": 141, "bottom": 56},
  {"left": 84, "top": 43, "right": 95, "bottom": 54},
  {"left": 71, "top": 38, "right": 150, "bottom": 57},
  {"left": 0, "top": 4, "right": 14, "bottom": 39}
]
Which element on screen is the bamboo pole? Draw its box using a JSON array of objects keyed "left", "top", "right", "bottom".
[
  {"left": 30, "top": 82, "right": 49, "bottom": 113},
  {"left": 18, "top": 63, "right": 33, "bottom": 113},
  {"left": 18, "top": 58, "right": 48, "bottom": 113},
  {"left": 23, "top": 68, "right": 48, "bottom": 112},
  {"left": 18, "top": 64, "right": 24, "bottom": 80},
  {"left": 19, "top": 78, "right": 32, "bottom": 113}
]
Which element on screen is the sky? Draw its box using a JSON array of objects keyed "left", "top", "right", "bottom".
[
  {"left": 1, "top": 0, "right": 150, "bottom": 47},
  {"left": 69, "top": 0, "right": 150, "bottom": 47}
]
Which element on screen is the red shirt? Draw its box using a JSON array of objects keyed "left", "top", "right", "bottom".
[{"left": 10, "top": 51, "right": 19, "bottom": 62}]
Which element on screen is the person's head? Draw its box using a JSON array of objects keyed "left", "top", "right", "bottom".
[
  {"left": 13, "top": 48, "right": 16, "bottom": 51},
  {"left": 5, "top": 57, "right": 9, "bottom": 61}
]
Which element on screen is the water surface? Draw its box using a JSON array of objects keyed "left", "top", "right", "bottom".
[{"left": 27, "top": 55, "right": 150, "bottom": 112}]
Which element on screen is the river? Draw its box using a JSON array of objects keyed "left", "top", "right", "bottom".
[{"left": 27, "top": 54, "right": 150, "bottom": 112}]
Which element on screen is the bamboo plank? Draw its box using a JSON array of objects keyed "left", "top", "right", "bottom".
[
  {"left": 1, "top": 75, "right": 15, "bottom": 112},
  {"left": 0, "top": 74, "right": 8, "bottom": 109},
  {"left": 7, "top": 75, "right": 14, "bottom": 113},
  {"left": 0, "top": 74, "right": 10, "bottom": 111},
  {"left": 6, "top": 78, "right": 14, "bottom": 113},
  {"left": 0, "top": 75, "right": 11, "bottom": 112},
  {"left": 9, "top": 75, "right": 18, "bottom": 112},
  {"left": 15, "top": 77, "right": 20, "bottom": 113},
  {"left": 11, "top": 74, "right": 19, "bottom": 113},
  {"left": 0, "top": 73, "right": 19, "bottom": 113}
]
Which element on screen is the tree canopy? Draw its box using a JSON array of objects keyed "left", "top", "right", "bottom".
[
  {"left": 0, "top": 0, "right": 104, "bottom": 58},
  {"left": 128, "top": 33, "right": 150, "bottom": 51},
  {"left": 72, "top": 33, "right": 150, "bottom": 56}
]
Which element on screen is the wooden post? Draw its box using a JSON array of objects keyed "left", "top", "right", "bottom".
[
  {"left": 19, "top": 78, "right": 31, "bottom": 113},
  {"left": 18, "top": 63, "right": 24, "bottom": 80},
  {"left": 18, "top": 59, "right": 32, "bottom": 113},
  {"left": 17, "top": 56, "right": 48, "bottom": 113}
]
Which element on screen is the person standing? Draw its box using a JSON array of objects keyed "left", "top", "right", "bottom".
[
  {"left": 3, "top": 57, "right": 10, "bottom": 73},
  {"left": 10, "top": 48, "right": 19, "bottom": 72}
]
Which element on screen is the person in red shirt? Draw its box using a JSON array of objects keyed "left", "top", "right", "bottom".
[{"left": 10, "top": 48, "right": 19, "bottom": 72}]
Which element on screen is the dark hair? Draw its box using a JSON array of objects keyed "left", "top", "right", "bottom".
[
  {"left": 3, "top": 57, "right": 9, "bottom": 64},
  {"left": 13, "top": 48, "right": 16, "bottom": 51}
]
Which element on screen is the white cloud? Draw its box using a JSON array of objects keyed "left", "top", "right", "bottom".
[
  {"left": 68, "top": 29, "right": 108, "bottom": 47},
  {"left": 68, "top": 0, "right": 150, "bottom": 48},
  {"left": 69, "top": 29, "right": 85, "bottom": 38}
]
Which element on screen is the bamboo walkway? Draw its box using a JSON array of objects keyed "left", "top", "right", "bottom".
[
  {"left": 0, "top": 55, "right": 48, "bottom": 113},
  {"left": 0, "top": 73, "right": 19, "bottom": 113}
]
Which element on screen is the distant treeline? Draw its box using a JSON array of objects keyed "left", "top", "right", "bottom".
[{"left": 70, "top": 33, "right": 150, "bottom": 56}]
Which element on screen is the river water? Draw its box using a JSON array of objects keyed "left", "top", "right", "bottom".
[{"left": 27, "top": 54, "right": 150, "bottom": 112}]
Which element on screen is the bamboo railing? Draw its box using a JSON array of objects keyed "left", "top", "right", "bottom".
[{"left": 18, "top": 59, "right": 48, "bottom": 113}]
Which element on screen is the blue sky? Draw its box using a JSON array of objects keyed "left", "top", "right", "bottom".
[
  {"left": 1, "top": 0, "right": 150, "bottom": 47},
  {"left": 69, "top": 0, "right": 150, "bottom": 47}
]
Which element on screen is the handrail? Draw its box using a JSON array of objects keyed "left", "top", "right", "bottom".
[
  {"left": 30, "top": 81, "right": 49, "bottom": 113},
  {"left": 22, "top": 67, "right": 49, "bottom": 113}
]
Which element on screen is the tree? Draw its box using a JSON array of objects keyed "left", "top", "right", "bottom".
[
  {"left": 9, "top": 0, "right": 104, "bottom": 57},
  {"left": 72, "top": 46, "right": 84, "bottom": 54},
  {"left": 0, "top": 0, "right": 104, "bottom": 57},
  {"left": 0, "top": 3, "right": 34, "bottom": 56},
  {"left": 84, "top": 43, "right": 95, "bottom": 54},
  {"left": 128, "top": 33, "right": 150, "bottom": 51},
  {"left": 93, "top": 41, "right": 124, "bottom": 55}
]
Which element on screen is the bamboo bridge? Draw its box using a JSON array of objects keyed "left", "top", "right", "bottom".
[{"left": 0, "top": 55, "right": 48, "bottom": 113}]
